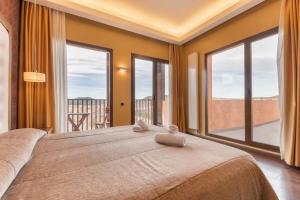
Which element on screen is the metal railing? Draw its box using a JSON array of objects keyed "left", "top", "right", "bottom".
[
  {"left": 67, "top": 98, "right": 159, "bottom": 131},
  {"left": 67, "top": 99, "right": 107, "bottom": 132},
  {"left": 135, "top": 98, "right": 153, "bottom": 124}
]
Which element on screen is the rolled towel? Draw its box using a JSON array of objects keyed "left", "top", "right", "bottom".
[
  {"left": 154, "top": 133, "right": 186, "bottom": 147},
  {"left": 167, "top": 124, "right": 179, "bottom": 134},
  {"left": 136, "top": 120, "right": 149, "bottom": 131},
  {"left": 132, "top": 124, "right": 143, "bottom": 132}
]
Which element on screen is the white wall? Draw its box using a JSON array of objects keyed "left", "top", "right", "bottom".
[{"left": 0, "top": 22, "right": 9, "bottom": 133}]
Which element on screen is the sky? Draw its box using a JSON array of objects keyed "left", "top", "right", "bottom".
[
  {"left": 67, "top": 45, "right": 169, "bottom": 100},
  {"left": 211, "top": 34, "right": 279, "bottom": 99},
  {"left": 135, "top": 59, "right": 153, "bottom": 99},
  {"left": 67, "top": 44, "right": 108, "bottom": 99},
  {"left": 67, "top": 34, "right": 278, "bottom": 100},
  {"left": 134, "top": 59, "right": 169, "bottom": 99}
]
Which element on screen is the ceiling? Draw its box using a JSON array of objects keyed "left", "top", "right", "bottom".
[{"left": 30, "top": 0, "right": 265, "bottom": 44}]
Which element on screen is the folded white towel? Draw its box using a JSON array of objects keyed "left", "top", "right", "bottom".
[
  {"left": 136, "top": 120, "right": 149, "bottom": 131},
  {"left": 167, "top": 124, "right": 179, "bottom": 134},
  {"left": 154, "top": 133, "right": 186, "bottom": 147},
  {"left": 132, "top": 124, "right": 144, "bottom": 132}
]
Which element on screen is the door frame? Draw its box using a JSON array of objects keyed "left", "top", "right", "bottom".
[
  {"left": 67, "top": 40, "right": 114, "bottom": 127},
  {"left": 204, "top": 28, "right": 279, "bottom": 152},
  {"left": 131, "top": 53, "right": 168, "bottom": 125}
]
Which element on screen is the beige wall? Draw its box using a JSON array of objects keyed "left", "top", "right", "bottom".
[
  {"left": 181, "top": 0, "right": 281, "bottom": 134},
  {"left": 66, "top": 14, "right": 169, "bottom": 126}
]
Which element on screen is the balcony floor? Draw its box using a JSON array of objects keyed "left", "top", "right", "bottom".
[{"left": 211, "top": 120, "right": 280, "bottom": 147}]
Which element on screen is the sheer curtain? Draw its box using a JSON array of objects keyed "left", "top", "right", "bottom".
[
  {"left": 52, "top": 10, "right": 67, "bottom": 133},
  {"left": 277, "top": 0, "right": 285, "bottom": 159},
  {"left": 168, "top": 46, "right": 173, "bottom": 126}
]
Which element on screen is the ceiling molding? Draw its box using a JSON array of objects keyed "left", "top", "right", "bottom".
[{"left": 26, "top": 0, "right": 265, "bottom": 45}]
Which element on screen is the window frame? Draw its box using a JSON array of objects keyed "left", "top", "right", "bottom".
[
  {"left": 205, "top": 28, "right": 279, "bottom": 152},
  {"left": 66, "top": 40, "right": 114, "bottom": 127},
  {"left": 131, "top": 53, "right": 169, "bottom": 125}
]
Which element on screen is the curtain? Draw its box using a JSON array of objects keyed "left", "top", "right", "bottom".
[
  {"left": 18, "top": 1, "right": 55, "bottom": 129},
  {"left": 278, "top": 0, "right": 300, "bottom": 167},
  {"left": 169, "top": 44, "right": 187, "bottom": 132},
  {"left": 277, "top": 0, "right": 285, "bottom": 160},
  {"left": 52, "top": 10, "right": 67, "bottom": 133}
]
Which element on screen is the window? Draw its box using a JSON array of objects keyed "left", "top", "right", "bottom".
[
  {"left": 251, "top": 34, "right": 280, "bottom": 146},
  {"left": 156, "top": 62, "right": 170, "bottom": 126},
  {"left": 132, "top": 54, "right": 169, "bottom": 126},
  {"left": 134, "top": 58, "right": 154, "bottom": 124},
  {"left": 66, "top": 42, "right": 112, "bottom": 131},
  {"left": 0, "top": 22, "right": 9, "bottom": 132},
  {"left": 206, "top": 28, "right": 279, "bottom": 151},
  {"left": 207, "top": 44, "right": 245, "bottom": 141}
]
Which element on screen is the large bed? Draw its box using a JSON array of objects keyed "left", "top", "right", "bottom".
[{"left": 1, "top": 125, "right": 278, "bottom": 200}]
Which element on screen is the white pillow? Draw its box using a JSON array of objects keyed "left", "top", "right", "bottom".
[{"left": 0, "top": 128, "right": 46, "bottom": 198}]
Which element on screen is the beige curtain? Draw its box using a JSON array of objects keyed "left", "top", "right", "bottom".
[
  {"left": 169, "top": 44, "right": 187, "bottom": 132},
  {"left": 280, "top": 0, "right": 300, "bottom": 167},
  {"left": 18, "top": 1, "right": 55, "bottom": 129}
]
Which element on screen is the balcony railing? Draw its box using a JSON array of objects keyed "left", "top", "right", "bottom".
[
  {"left": 135, "top": 99, "right": 153, "bottom": 124},
  {"left": 67, "top": 99, "right": 107, "bottom": 132},
  {"left": 67, "top": 98, "right": 163, "bottom": 131}
]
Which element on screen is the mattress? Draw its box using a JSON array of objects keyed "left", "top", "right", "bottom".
[{"left": 2, "top": 125, "right": 278, "bottom": 200}]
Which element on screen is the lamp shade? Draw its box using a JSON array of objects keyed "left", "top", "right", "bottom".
[{"left": 23, "top": 72, "right": 46, "bottom": 82}]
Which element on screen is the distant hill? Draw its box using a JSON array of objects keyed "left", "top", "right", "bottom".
[
  {"left": 143, "top": 96, "right": 153, "bottom": 100},
  {"left": 75, "top": 97, "right": 95, "bottom": 100}
]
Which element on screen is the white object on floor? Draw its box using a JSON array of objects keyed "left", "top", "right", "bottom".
[{"left": 154, "top": 133, "right": 186, "bottom": 147}]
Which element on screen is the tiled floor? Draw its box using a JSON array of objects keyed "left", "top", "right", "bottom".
[
  {"left": 250, "top": 152, "right": 300, "bottom": 200},
  {"left": 212, "top": 121, "right": 280, "bottom": 146}
]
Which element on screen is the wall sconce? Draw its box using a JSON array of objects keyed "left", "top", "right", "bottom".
[{"left": 116, "top": 67, "right": 128, "bottom": 73}]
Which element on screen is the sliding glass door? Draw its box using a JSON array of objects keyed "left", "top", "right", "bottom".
[
  {"left": 156, "top": 62, "right": 170, "bottom": 126},
  {"left": 133, "top": 58, "right": 154, "bottom": 124},
  {"left": 206, "top": 29, "right": 279, "bottom": 151},
  {"left": 132, "top": 55, "right": 169, "bottom": 126},
  {"left": 66, "top": 42, "right": 112, "bottom": 132},
  {"left": 207, "top": 44, "right": 245, "bottom": 141},
  {"left": 251, "top": 34, "right": 280, "bottom": 147}
]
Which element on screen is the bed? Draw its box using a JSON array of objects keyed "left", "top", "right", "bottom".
[{"left": 0, "top": 125, "right": 278, "bottom": 200}]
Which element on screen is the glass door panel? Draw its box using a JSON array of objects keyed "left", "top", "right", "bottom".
[
  {"left": 134, "top": 58, "right": 154, "bottom": 124},
  {"left": 156, "top": 63, "right": 169, "bottom": 126},
  {"left": 207, "top": 44, "right": 245, "bottom": 141},
  {"left": 67, "top": 43, "right": 111, "bottom": 131},
  {"left": 251, "top": 34, "right": 280, "bottom": 146}
]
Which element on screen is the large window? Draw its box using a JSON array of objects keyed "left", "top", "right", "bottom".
[
  {"left": 66, "top": 42, "right": 112, "bottom": 132},
  {"left": 0, "top": 22, "right": 9, "bottom": 133},
  {"left": 207, "top": 44, "right": 245, "bottom": 141},
  {"left": 132, "top": 54, "right": 169, "bottom": 126},
  {"left": 206, "top": 29, "right": 279, "bottom": 151},
  {"left": 251, "top": 34, "right": 280, "bottom": 146}
]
